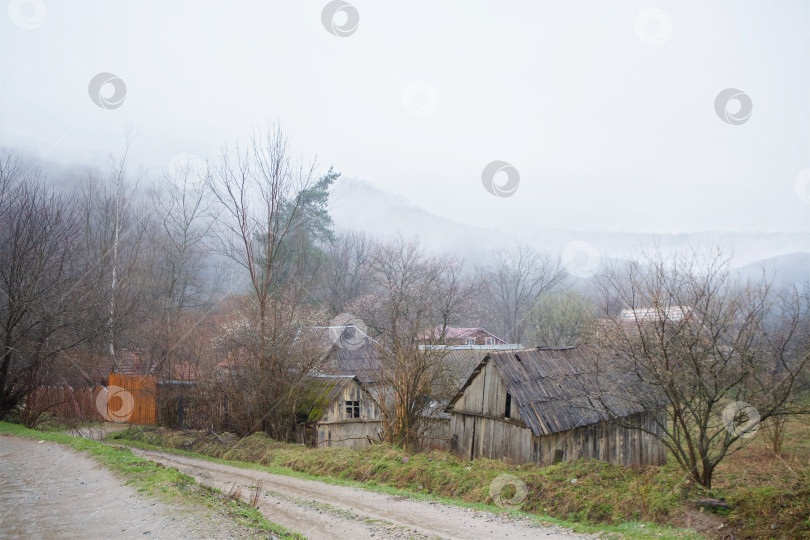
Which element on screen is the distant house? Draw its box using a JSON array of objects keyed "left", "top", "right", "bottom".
[
  {"left": 298, "top": 375, "right": 382, "bottom": 450},
  {"left": 58, "top": 349, "right": 158, "bottom": 387},
  {"left": 423, "top": 327, "right": 506, "bottom": 346},
  {"left": 445, "top": 346, "right": 667, "bottom": 467},
  {"left": 618, "top": 306, "right": 692, "bottom": 323},
  {"left": 587, "top": 306, "right": 695, "bottom": 344}
]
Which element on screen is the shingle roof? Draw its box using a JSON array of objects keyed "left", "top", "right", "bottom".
[
  {"left": 447, "top": 345, "right": 658, "bottom": 436},
  {"left": 300, "top": 326, "right": 383, "bottom": 384},
  {"left": 89, "top": 350, "right": 157, "bottom": 380},
  {"left": 438, "top": 348, "right": 498, "bottom": 389}
]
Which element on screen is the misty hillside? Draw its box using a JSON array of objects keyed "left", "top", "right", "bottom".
[
  {"left": 330, "top": 177, "right": 810, "bottom": 274},
  {"left": 733, "top": 252, "right": 810, "bottom": 289}
]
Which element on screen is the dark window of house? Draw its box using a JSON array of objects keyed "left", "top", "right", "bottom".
[
  {"left": 505, "top": 393, "right": 512, "bottom": 418},
  {"left": 346, "top": 400, "right": 360, "bottom": 418}
]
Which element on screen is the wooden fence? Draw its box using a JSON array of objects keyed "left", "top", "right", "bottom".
[
  {"left": 107, "top": 373, "right": 157, "bottom": 425},
  {"left": 28, "top": 373, "right": 158, "bottom": 425},
  {"left": 158, "top": 382, "right": 230, "bottom": 430},
  {"left": 27, "top": 385, "right": 107, "bottom": 422}
]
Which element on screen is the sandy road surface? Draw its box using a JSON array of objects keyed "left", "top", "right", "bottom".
[
  {"left": 0, "top": 435, "right": 265, "bottom": 540},
  {"left": 131, "top": 446, "right": 587, "bottom": 540}
]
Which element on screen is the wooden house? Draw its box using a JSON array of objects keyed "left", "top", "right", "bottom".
[
  {"left": 423, "top": 327, "right": 506, "bottom": 346},
  {"left": 298, "top": 375, "right": 382, "bottom": 450},
  {"left": 445, "top": 346, "right": 667, "bottom": 467}
]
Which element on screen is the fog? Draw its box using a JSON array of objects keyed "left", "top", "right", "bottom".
[{"left": 3, "top": 1, "right": 809, "bottom": 244}]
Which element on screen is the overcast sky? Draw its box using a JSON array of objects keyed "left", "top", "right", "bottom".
[{"left": 2, "top": 1, "right": 809, "bottom": 235}]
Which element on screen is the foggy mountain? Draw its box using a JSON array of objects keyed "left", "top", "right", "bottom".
[
  {"left": 330, "top": 177, "right": 810, "bottom": 278},
  {"left": 733, "top": 252, "right": 810, "bottom": 290}
]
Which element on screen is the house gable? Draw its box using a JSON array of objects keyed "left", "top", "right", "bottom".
[
  {"left": 304, "top": 375, "right": 380, "bottom": 423},
  {"left": 316, "top": 377, "right": 380, "bottom": 424},
  {"left": 301, "top": 375, "right": 383, "bottom": 450},
  {"left": 305, "top": 326, "right": 383, "bottom": 385},
  {"left": 446, "top": 356, "right": 524, "bottom": 426}
]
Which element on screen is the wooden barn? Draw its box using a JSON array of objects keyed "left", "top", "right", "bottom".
[
  {"left": 298, "top": 375, "right": 382, "bottom": 450},
  {"left": 445, "top": 346, "right": 667, "bottom": 467}
]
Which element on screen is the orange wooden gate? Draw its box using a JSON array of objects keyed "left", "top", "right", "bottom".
[{"left": 107, "top": 373, "right": 157, "bottom": 425}]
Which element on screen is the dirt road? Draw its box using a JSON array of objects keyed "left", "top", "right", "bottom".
[
  {"left": 0, "top": 433, "right": 587, "bottom": 540},
  {"left": 131, "top": 446, "right": 586, "bottom": 540},
  {"left": 0, "top": 435, "right": 264, "bottom": 539}
]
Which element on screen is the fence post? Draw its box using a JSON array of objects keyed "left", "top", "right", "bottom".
[
  {"left": 223, "top": 393, "right": 229, "bottom": 430},
  {"left": 177, "top": 394, "right": 183, "bottom": 427}
]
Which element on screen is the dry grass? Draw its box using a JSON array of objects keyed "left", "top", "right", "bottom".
[{"left": 249, "top": 481, "right": 263, "bottom": 508}]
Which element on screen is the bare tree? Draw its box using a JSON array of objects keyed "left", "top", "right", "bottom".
[
  {"left": 142, "top": 158, "right": 216, "bottom": 375},
  {"left": 205, "top": 122, "right": 336, "bottom": 436},
  {"left": 480, "top": 245, "right": 565, "bottom": 343},
  {"left": 0, "top": 153, "right": 109, "bottom": 419},
  {"left": 209, "top": 295, "right": 327, "bottom": 437},
  {"left": 320, "top": 230, "right": 375, "bottom": 317},
  {"left": 352, "top": 238, "right": 475, "bottom": 449},
  {"left": 593, "top": 247, "right": 810, "bottom": 488},
  {"left": 433, "top": 257, "right": 480, "bottom": 334},
  {"left": 76, "top": 149, "right": 146, "bottom": 372}
]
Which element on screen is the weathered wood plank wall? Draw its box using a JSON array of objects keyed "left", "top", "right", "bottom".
[{"left": 316, "top": 379, "right": 382, "bottom": 449}]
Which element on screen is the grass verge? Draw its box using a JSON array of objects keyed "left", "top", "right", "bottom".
[{"left": 0, "top": 421, "right": 304, "bottom": 540}]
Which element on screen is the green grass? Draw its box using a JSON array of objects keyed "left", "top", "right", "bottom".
[
  {"left": 110, "top": 428, "right": 706, "bottom": 540},
  {"left": 0, "top": 410, "right": 99, "bottom": 432},
  {"left": 0, "top": 422, "right": 304, "bottom": 539}
]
